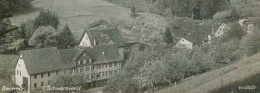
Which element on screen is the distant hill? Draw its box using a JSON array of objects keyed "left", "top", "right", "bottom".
[{"left": 231, "top": 0, "right": 260, "bottom": 17}]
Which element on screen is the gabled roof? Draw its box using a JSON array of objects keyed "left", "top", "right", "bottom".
[
  {"left": 185, "top": 26, "right": 212, "bottom": 45},
  {"left": 21, "top": 47, "right": 70, "bottom": 74},
  {"left": 83, "top": 27, "right": 125, "bottom": 46},
  {"left": 76, "top": 45, "right": 123, "bottom": 64},
  {"left": 172, "top": 25, "right": 212, "bottom": 45},
  {"left": 21, "top": 45, "right": 123, "bottom": 74}
]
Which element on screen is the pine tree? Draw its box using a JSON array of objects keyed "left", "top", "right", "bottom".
[
  {"left": 231, "top": 7, "right": 239, "bottom": 21},
  {"left": 163, "top": 28, "right": 173, "bottom": 44},
  {"left": 34, "top": 10, "right": 60, "bottom": 29},
  {"left": 57, "top": 24, "right": 74, "bottom": 49}
]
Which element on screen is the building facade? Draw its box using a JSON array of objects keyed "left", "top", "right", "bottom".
[{"left": 15, "top": 45, "right": 124, "bottom": 93}]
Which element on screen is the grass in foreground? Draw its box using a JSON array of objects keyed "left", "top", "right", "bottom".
[{"left": 211, "top": 73, "right": 260, "bottom": 93}]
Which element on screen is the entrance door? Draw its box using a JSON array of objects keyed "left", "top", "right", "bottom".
[{"left": 23, "top": 77, "right": 28, "bottom": 90}]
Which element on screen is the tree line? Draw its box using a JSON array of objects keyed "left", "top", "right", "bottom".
[
  {"left": 0, "top": 10, "right": 74, "bottom": 53},
  {"left": 105, "top": 23, "right": 260, "bottom": 93},
  {"left": 148, "top": 0, "right": 230, "bottom": 19}
]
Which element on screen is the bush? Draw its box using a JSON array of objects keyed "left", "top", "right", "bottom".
[
  {"left": 34, "top": 10, "right": 60, "bottom": 29},
  {"left": 213, "top": 10, "right": 231, "bottom": 20}
]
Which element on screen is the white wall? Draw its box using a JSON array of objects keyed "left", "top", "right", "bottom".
[
  {"left": 15, "top": 55, "right": 31, "bottom": 93},
  {"left": 176, "top": 38, "right": 192, "bottom": 49},
  {"left": 215, "top": 23, "right": 230, "bottom": 37},
  {"left": 79, "top": 32, "right": 92, "bottom": 47}
]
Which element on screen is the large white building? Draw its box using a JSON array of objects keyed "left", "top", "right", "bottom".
[{"left": 15, "top": 25, "right": 127, "bottom": 93}]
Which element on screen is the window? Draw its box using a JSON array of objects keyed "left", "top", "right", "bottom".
[
  {"left": 83, "top": 53, "right": 86, "bottom": 56},
  {"left": 34, "top": 83, "right": 37, "bottom": 88},
  {"left": 80, "top": 67, "right": 83, "bottom": 72},
  {"left": 78, "top": 61, "right": 81, "bottom": 65},
  {"left": 96, "top": 65, "right": 100, "bottom": 69},
  {"left": 98, "top": 64, "right": 101, "bottom": 69},
  {"left": 70, "top": 69, "right": 73, "bottom": 74},
  {"left": 96, "top": 73, "right": 100, "bottom": 78},
  {"left": 48, "top": 72, "right": 50, "bottom": 77},
  {"left": 83, "top": 60, "right": 86, "bottom": 64},
  {"left": 86, "top": 74, "right": 90, "bottom": 79},
  {"left": 85, "top": 67, "right": 89, "bottom": 71},
  {"left": 114, "top": 62, "right": 117, "bottom": 66},
  {"left": 41, "top": 73, "right": 44, "bottom": 78},
  {"left": 102, "top": 72, "right": 105, "bottom": 76},
  {"left": 89, "top": 59, "right": 92, "bottom": 63},
  {"left": 91, "top": 74, "right": 95, "bottom": 78},
  {"left": 34, "top": 74, "right": 37, "bottom": 79},
  {"left": 56, "top": 71, "right": 59, "bottom": 75},
  {"left": 109, "top": 63, "right": 112, "bottom": 67},
  {"left": 109, "top": 70, "right": 113, "bottom": 75},
  {"left": 75, "top": 68, "right": 78, "bottom": 73},
  {"left": 105, "top": 71, "right": 109, "bottom": 76},
  {"left": 41, "top": 82, "right": 44, "bottom": 86}
]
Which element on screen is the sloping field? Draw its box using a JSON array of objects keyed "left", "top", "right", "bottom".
[
  {"left": 10, "top": 0, "right": 129, "bottom": 42},
  {"left": 156, "top": 53, "right": 260, "bottom": 93}
]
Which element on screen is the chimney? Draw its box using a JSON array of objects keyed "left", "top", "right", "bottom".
[
  {"left": 208, "top": 35, "right": 211, "bottom": 44},
  {"left": 93, "top": 37, "right": 96, "bottom": 46}
]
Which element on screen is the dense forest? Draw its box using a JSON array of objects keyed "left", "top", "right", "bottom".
[{"left": 150, "top": 0, "right": 230, "bottom": 19}]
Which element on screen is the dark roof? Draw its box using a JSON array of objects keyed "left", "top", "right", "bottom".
[
  {"left": 77, "top": 45, "right": 123, "bottom": 64},
  {"left": 21, "top": 45, "right": 123, "bottom": 74},
  {"left": 117, "top": 42, "right": 140, "bottom": 48},
  {"left": 87, "top": 19, "right": 110, "bottom": 28},
  {"left": 59, "top": 49, "right": 77, "bottom": 68},
  {"left": 21, "top": 47, "right": 68, "bottom": 74},
  {"left": 185, "top": 26, "right": 212, "bottom": 45},
  {"left": 85, "top": 27, "right": 125, "bottom": 46},
  {"left": 172, "top": 25, "right": 212, "bottom": 45}
]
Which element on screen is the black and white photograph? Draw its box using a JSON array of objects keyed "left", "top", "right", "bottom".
[{"left": 0, "top": 0, "right": 260, "bottom": 93}]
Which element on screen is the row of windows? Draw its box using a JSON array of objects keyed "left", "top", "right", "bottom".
[
  {"left": 34, "top": 81, "right": 50, "bottom": 88},
  {"left": 94, "top": 62, "right": 121, "bottom": 70},
  {"left": 91, "top": 69, "right": 121, "bottom": 78},
  {"left": 64, "top": 66, "right": 90, "bottom": 74},
  {"left": 76, "top": 59, "right": 92, "bottom": 65},
  {"left": 34, "top": 71, "right": 59, "bottom": 79}
]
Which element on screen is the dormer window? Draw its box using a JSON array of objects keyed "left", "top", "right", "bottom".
[
  {"left": 83, "top": 53, "right": 86, "bottom": 56},
  {"left": 83, "top": 60, "right": 86, "bottom": 64},
  {"left": 89, "top": 59, "right": 92, "bottom": 63},
  {"left": 78, "top": 61, "right": 81, "bottom": 65}
]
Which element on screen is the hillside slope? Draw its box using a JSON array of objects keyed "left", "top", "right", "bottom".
[
  {"left": 156, "top": 53, "right": 260, "bottom": 93},
  {"left": 10, "top": 0, "right": 129, "bottom": 42}
]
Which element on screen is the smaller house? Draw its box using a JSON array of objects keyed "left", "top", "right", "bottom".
[
  {"left": 198, "top": 20, "right": 230, "bottom": 38},
  {"left": 175, "top": 38, "right": 193, "bottom": 49},
  {"left": 241, "top": 17, "right": 260, "bottom": 34},
  {"left": 214, "top": 23, "right": 230, "bottom": 37}
]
